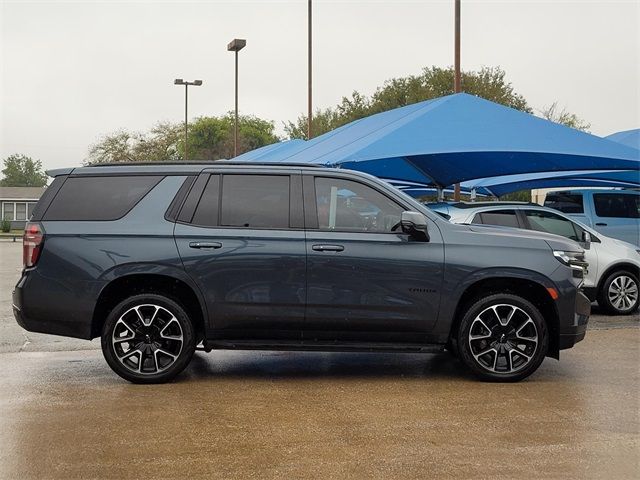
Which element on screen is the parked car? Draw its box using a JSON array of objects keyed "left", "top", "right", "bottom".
[
  {"left": 543, "top": 189, "right": 639, "bottom": 247},
  {"left": 429, "top": 202, "right": 640, "bottom": 315},
  {"left": 14, "top": 163, "right": 589, "bottom": 384}
]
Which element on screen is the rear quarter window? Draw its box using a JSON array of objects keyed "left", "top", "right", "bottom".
[{"left": 43, "top": 175, "right": 163, "bottom": 221}]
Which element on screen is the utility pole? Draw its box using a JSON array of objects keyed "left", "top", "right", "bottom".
[{"left": 307, "top": 0, "right": 313, "bottom": 139}]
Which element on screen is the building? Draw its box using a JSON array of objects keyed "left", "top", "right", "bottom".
[{"left": 0, "top": 186, "right": 46, "bottom": 230}]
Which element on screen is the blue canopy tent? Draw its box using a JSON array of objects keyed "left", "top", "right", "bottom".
[
  {"left": 234, "top": 139, "right": 306, "bottom": 162},
  {"left": 389, "top": 169, "right": 639, "bottom": 198},
  {"left": 606, "top": 128, "right": 640, "bottom": 150},
  {"left": 235, "top": 93, "right": 640, "bottom": 188}
]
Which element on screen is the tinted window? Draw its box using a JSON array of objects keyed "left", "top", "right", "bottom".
[
  {"left": 191, "top": 175, "right": 220, "bottom": 226},
  {"left": 544, "top": 193, "right": 584, "bottom": 214},
  {"left": 594, "top": 193, "right": 640, "bottom": 219},
  {"left": 475, "top": 210, "right": 520, "bottom": 228},
  {"left": 220, "top": 175, "right": 290, "bottom": 228},
  {"left": 314, "top": 177, "right": 403, "bottom": 233},
  {"left": 525, "top": 210, "right": 579, "bottom": 241},
  {"left": 43, "top": 176, "right": 162, "bottom": 221}
]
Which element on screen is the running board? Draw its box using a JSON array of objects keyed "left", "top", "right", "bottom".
[{"left": 202, "top": 340, "right": 445, "bottom": 354}]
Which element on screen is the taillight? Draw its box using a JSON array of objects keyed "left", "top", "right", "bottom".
[{"left": 23, "top": 222, "right": 44, "bottom": 268}]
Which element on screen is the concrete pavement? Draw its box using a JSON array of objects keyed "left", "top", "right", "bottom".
[{"left": 0, "top": 329, "right": 638, "bottom": 479}]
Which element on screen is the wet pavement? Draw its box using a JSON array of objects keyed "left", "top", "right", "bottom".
[{"left": 1, "top": 241, "right": 639, "bottom": 479}]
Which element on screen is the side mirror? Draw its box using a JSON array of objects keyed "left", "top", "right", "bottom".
[
  {"left": 581, "top": 230, "right": 592, "bottom": 249},
  {"left": 401, "top": 211, "right": 430, "bottom": 241}
]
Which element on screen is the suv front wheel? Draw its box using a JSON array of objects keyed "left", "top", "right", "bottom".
[
  {"left": 457, "top": 294, "right": 548, "bottom": 382},
  {"left": 101, "top": 294, "right": 196, "bottom": 384}
]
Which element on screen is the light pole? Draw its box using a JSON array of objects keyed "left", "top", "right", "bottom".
[
  {"left": 227, "top": 38, "right": 246, "bottom": 158},
  {"left": 174, "top": 78, "right": 203, "bottom": 161}
]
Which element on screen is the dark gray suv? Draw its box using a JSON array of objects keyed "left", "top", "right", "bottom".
[{"left": 13, "top": 163, "right": 590, "bottom": 383}]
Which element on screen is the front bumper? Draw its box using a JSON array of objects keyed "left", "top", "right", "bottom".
[{"left": 558, "top": 290, "right": 590, "bottom": 350}]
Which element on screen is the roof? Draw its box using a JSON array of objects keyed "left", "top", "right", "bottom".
[
  {"left": 606, "top": 129, "right": 640, "bottom": 149},
  {"left": 0, "top": 186, "right": 47, "bottom": 200},
  {"left": 48, "top": 161, "right": 324, "bottom": 177},
  {"left": 235, "top": 93, "right": 640, "bottom": 187}
]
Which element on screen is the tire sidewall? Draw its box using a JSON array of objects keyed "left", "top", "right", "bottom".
[
  {"left": 457, "top": 293, "right": 549, "bottom": 382},
  {"left": 101, "top": 294, "right": 196, "bottom": 384},
  {"left": 598, "top": 270, "right": 640, "bottom": 315}
]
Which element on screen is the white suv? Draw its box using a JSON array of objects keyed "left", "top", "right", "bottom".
[{"left": 429, "top": 202, "right": 640, "bottom": 315}]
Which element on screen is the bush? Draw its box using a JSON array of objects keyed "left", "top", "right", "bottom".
[{"left": 1, "top": 220, "right": 10, "bottom": 233}]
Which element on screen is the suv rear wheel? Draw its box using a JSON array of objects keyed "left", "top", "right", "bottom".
[
  {"left": 597, "top": 270, "right": 639, "bottom": 315},
  {"left": 101, "top": 294, "right": 196, "bottom": 384},
  {"left": 457, "top": 294, "right": 548, "bottom": 382}
]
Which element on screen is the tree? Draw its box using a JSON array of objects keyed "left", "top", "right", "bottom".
[
  {"left": 0, "top": 154, "right": 48, "bottom": 187},
  {"left": 285, "top": 66, "right": 533, "bottom": 139},
  {"left": 539, "top": 102, "right": 591, "bottom": 132},
  {"left": 87, "top": 115, "right": 279, "bottom": 164},
  {"left": 86, "top": 122, "right": 183, "bottom": 165},
  {"left": 178, "top": 114, "right": 280, "bottom": 160}
]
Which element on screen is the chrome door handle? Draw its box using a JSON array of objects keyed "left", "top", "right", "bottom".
[
  {"left": 312, "top": 244, "right": 344, "bottom": 252},
  {"left": 189, "top": 242, "right": 222, "bottom": 249}
]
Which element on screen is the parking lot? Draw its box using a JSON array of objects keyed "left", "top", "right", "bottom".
[{"left": 1, "top": 240, "right": 638, "bottom": 479}]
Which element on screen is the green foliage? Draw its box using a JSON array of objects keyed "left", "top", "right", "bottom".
[
  {"left": 178, "top": 114, "right": 280, "bottom": 160},
  {"left": 500, "top": 190, "right": 532, "bottom": 202},
  {"left": 539, "top": 102, "right": 591, "bottom": 132},
  {"left": 1, "top": 220, "right": 10, "bottom": 233},
  {"left": 86, "top": 122, "right": 183, "bottom": 165},
  {"left": 0, "top": 154, "right": 48, "bottom": 187},
  {"left": 285, "top": 66, "right": 532, "bottom": 139},
  {"left": 87, "top": 115, "right": 279, "bottom": 164}
]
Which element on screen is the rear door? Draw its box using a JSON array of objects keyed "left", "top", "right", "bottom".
[
  {"left": 174, "top": 170, "right": 306, "bottom": 340},
  {"left": 303, "top": 174, "right": 444, "bottom": 342},
  {"left": 591, "top": 192, "right": 640, "bottom": 246}
]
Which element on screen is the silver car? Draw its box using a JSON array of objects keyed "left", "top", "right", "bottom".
[{"left": 429, "top": 202, "right": 640, "bottom": 315}]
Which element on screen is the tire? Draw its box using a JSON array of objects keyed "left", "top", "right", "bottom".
[
  {"left": 457, "top": 293, "right": 548, "bottom": 382},
  {"left": 101, "top": 294, "right": 196, "bottom": 384},
  {"left": 597, "top": 270, "right": 640, "bottom": 316}
]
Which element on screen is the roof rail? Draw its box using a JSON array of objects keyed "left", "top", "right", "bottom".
[
  {"left": 449, "top": 201, "right": 538, "bottom": 209},
  {"left": 86, "top": 161, "right": 324, "bottom": 168}
]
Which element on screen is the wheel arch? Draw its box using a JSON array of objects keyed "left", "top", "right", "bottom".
[
  {"left": 91, "top": 272, "right": 207, "bottom": 340},
  {"left": 596, "top": 262, "right": 640, "bottom": 293},
  {"left": 448, "top": 273, "right": 561, "bottom": 358}
]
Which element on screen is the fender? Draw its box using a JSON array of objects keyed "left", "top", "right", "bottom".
[
  {"left": 93, "top": 261, "right": 210, "bottom": 330},
  {"left": 432, "top": 266, "right": 559, "bottom": 337}
]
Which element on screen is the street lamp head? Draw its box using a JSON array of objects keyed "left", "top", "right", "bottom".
[
  {"left": 193, "top": 80, "right": 203, "bottom": 86},
  {"left": 227, "top": 38, "right": 246, "bottom": 52},
  {"left": 174, "top": 78, "right": 185, "bottom": 85}
]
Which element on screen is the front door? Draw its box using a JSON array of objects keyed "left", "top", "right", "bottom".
[
  {"left": 174, "top": 172, "right": 306, "bottom": 340},
  {"left": 303, "top": 175, "right": 444, "bottom": 342}
]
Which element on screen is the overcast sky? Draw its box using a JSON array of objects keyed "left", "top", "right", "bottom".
[{"left": 1, "top": 0, "right": 638, "bottom": 170}]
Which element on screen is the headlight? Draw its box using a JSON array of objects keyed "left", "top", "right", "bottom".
[
  {"left": 636, "top": 249, "right": 640, "bottom": 256},
  {"left": 553, "top": 250, "right": 589, "bottom": 275}
]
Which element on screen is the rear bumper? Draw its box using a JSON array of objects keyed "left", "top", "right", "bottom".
[
  {"left": 12, "top": 271, "right": 93, "bottom": 340},
  {"left": 558, "top": 290, "right": 590, "bottom": 350}
]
